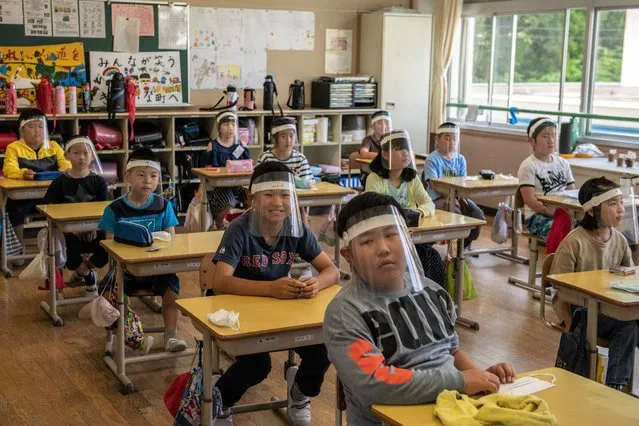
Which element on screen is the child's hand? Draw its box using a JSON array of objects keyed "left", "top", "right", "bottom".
[
  {"left": 268, "top": 277, "right": 306, "bottom": 299},
  {"left": 23, "top": 170, "right": 35, "bottom": 180},
  {"left": 486, "top": 362, "right": 515, "bottom": 384},
  {"left": 300, "top": 276, "right": 320, "bottom": 298},
  {"left": 461, "top": 369, "right": 500, "bottom": 395}
]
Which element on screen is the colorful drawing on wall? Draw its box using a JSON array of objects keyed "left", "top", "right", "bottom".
[
  {"left": 89, "top": 51, "right": 183, "bottom": 106},
  {"left": 0, "top": 42, "right": 86, "bottom": 107}
]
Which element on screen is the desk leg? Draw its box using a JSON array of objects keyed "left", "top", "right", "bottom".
[
  {"left": 587, "top": 298, "right": 599, "bottom": 381},
  {"left": 40, "top": 218, "right": 63, "bottom": 326},
  {"left": 1, "top": 190, "right": 10, "bottom": 277},
  {"left": 202, "top": 332, "right": 214, "bottom": 426},
  {"left": 455, "top": 238, "right": 479, "bottom": 330},
  {"left": 199, "top": 179, "right": 209, "bottom": 232},
  {"left": 492, "top": 194, "right": 528, "bottom": 264}
]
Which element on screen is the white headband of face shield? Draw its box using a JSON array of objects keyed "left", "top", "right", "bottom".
[
  {"left": 19, "top": 117, "right": 45, "bottom": 130},
  {"left": 436, "top": 127, "right": 459, "bottom": 135},
  {"left": 250, "top": 180, "right": 296, "bottom": 195},
  {"left": 342, "top": 214, "right": 399, "bottom": 245},
  {"left": 381, "top": 131, "right": 409, "bottom": 147},
  {"left": 528, "top": 118, "right": 555, "bottom": 138},
  {"left": 582, "top": 188, "right": 623, "bottom": 211},
  {"left": 372, "top": 115, "right": 391, "bottom": 125},
  {"left": 271, "top": 124, "right": 297, "bottom": 136},
  {"left": 126, "top": 160, "right": 161, "bottom": 172},
  {"left": 64, "top": 137, "right": 93, "bottom": 152}
]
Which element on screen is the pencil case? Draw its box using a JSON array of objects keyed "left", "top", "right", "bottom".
[
  {"left": 35, "top": 171, "right": 62, "bottom": 181},
  {"left": 226, "top": 159, "right": 253, "bottom": 173},
  {"left": 114, "top": 222, "right": 152, "bottom": 247}
]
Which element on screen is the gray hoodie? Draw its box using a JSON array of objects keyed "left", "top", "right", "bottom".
[{"left": 323, "top": 278, "right": 465, "bottom": 425}]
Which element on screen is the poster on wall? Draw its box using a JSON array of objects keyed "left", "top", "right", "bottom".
[
  {"left": 52, "top": 0, "right": 79, "bottom": 37},
  {"left": 325, "top": 29, "right": 352, "bottom": 74},
  {"left": 89, "top": 51, "right": 183, "bottom": 106},
  {"left": 0, "top": 1, "right": 24, "bottom": 25},
  {"left": 0, "top": 42, "right": 86, "bottom": 106},
  {"left": 190, "top": 49, "right": 217, "bottom": 90},
  {"left": 79, "top": 0, "right": 105, "bottom": 38},
  {"left": 111, "top": 4, "right": 154, "bottom": 37},
  {"left": 158, "top": 5, "right": 187, "bottom": 50},
  {"left": 24, "top": 0, "right": 52, "bottom": 37}
]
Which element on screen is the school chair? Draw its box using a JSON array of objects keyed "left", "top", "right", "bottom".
[
  {"left": 335, "top": 377, "right": 346, "bottom": 426},
  {"left": 507, "top": 188, "right": 545, "bottom": 295},
  {"left": 541, "top": 253, "right": 636, "bottom": 393}
]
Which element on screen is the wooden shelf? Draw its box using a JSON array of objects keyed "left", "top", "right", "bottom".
[
  {"left": 96, "top": 150, "right": 126, "bottom": 154},
  {"left": 302, "top": 142, "right": 339, "bottom": 146}
]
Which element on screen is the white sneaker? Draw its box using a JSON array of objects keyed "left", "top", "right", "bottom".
[
  {"left": 140, "top": 335, "right": 154, "bottom": 355},
  {"left": 286, "top": 366, "right": 312, "bottom": 425},
  {"left": 165, "top": 337, "right": 187, "bottom": 352},
  {"left": 85, "top": 285, "right": 98, "bottom": 298},
  {"left": 212, "top": 375, "right": 233, "bottom": 425}
]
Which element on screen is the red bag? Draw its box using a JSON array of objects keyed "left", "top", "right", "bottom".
[
  {"left": 546, "top": 208, "right": 572, "bottom": 254},
  {"left": 164, "top": 371, "right": 191, "bottom": 418},
  {"left": 38, "top": 267, "right": 66, "bottom": 291},
  {"left": 86, "top": 123, "right": 123, "bottom": 150},
  {"left": 0, "top": 130, "right": 17, "bottom": 152}
]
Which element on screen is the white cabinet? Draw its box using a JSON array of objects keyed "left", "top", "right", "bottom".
[{"left": 359, "top": 11, "right": 433, "bottom": 154}]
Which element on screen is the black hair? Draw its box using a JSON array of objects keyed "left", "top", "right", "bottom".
[
  {"left": 438, "top": 122, "right": 458, "bottom": 130},
  {"left": 577, "top": 176, "right": 619, "bottom": 230},
  {"left": 17, "top": 108, "right": 46, "bottom": 133},
  {"left": 128, "top": 147, "right": 159, "bottom": 164},
  {"left": 248, "top": 161, "right": 292, "bottom": 192},
  {"left": 369, "top": 131, "right": 417, "bottom": 182},
  {"left": 527, "top": 117, "right": 557, "bottom": 141},
  {"left": 337, "top": 192, "right": 406, "bottom": 238},
  {"left": 371, "top": 110, "right": 390, "bottom": 120},
  {"left": 271, "top": 116, "right": 297, "bottom": 130}
]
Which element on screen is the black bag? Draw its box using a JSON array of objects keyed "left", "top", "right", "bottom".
[
  {"left": 176, "top": 151, "right": 207, "bottom": 180},
  {"left": 414, "top": 243, "right": 445, "bottom": 288},
  {"left": 131, "top": 122, "right": 166, "bottom": 149},
  {"left": 555, "top": 309, "right": 590, "bottom": 378},
  {"left": 176, "top": 121, "right": 210, "bottom": 147}
]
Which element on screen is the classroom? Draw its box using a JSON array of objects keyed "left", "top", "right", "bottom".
[{"left": 1, "top": 0, "right": 638, "bottom": 424}]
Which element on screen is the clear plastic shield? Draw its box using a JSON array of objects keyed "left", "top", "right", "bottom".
[
  {"left": 379, "top": 130, "right": 416, "bottom": 173},
  {"left": 619, "top": 187, "right": 638, "bottom": 245},
  {"left": 19, "top": 112, "right": 50, "bottom": 149},
  {"left": 64, "top": 136, "right": 103, "bottom": 175},
  {"left": 271, "top": 116, "right": 299, "bottom": 151},
  {"left": 249, "top": 171, "right": 303, "bottom": 238}
]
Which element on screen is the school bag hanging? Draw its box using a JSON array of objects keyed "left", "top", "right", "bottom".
[
  {"left": 555, "top": 309, "right": 589, "bottom": 378},
  {"left": 0, "top": 211, "right": 23, "bottom": 259},
  {"left": 445, "top": 259, "right": 477, "bottom": 300},
  {"left": 125, "top": 76, "right": 137, "bottom": 142},
  {"left": 107, "top": 278, "right": 146, "bottom": 351}
]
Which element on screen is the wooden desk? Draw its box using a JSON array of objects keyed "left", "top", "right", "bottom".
[
  {"left": 100, "top": 231, "right": 222, "bottom": 393},
  {"left": 356, "top": 157, "right": 426, "bottom": 175},
  {"left": 192, "top": 167, "right": 254, "bottom": 232},
  {"left": 36, "top": 201, "right": 110, "bottom": 326},
  {"left": 411, "top": 210, "right": 486, "bottom": 330},
  {"left": 371, "top": 367, "right": 639, "bottom": 426},
  {"left": 177, "top": 285, "right": 341, "bottom": 425},
  {"left": 429, "top": 176, "right": 525, "bottom": 264},
  {"left": 0, "top": 178, "right": 52, "bottom": 277},
  {"left": 546, "top": 268, "right": 639, "bottom": 380},
  {"left": 568, "top": 157, "right": 639, "bottom": 186},
  {"left": 538, "top": 194, "right": 584, "bottom": 225}
]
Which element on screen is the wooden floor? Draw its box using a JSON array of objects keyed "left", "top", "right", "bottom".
[{"left": 0, "top": 219, "right": 636, "bottom": 425}]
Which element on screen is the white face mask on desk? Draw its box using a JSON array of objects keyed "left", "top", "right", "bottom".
[{"left": 208, "top": 309, "right": 240, "bottom": 330}]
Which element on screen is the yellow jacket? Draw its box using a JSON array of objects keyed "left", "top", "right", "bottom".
[
  {"left": 2, "top": 139, "right": 70, "bottom": 179},
  {"left": 365, "top": 172, "right": 436, "bottom": 218}
]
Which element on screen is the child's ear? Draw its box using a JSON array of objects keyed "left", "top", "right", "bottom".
[{"left": 340, "top": 246, "right": 351, "bottom": 264}]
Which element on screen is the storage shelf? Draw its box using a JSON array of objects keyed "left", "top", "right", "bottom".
[
  {"left": 303, "top": 142, "right": 339, "bottom": 147},
  {"left": 96, "top": 149, "right": 126, "bottom": 154},
  {"left": 175, "top": 146, "right": 208, "bottom": 151}
]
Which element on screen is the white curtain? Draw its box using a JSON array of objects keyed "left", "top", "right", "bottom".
[{"left": 429, "top": 0, "right": 463, "bottom": 133}]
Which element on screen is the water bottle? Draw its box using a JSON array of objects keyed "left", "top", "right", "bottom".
[
  {"left": 68, "top": 86, "right": 77, "bottom": 114},
  {"left": 263, "top": 75, "right": 275, "bottom": 111}
]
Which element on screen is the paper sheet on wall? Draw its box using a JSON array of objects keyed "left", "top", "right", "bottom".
[
  {"left": 325, "top": 29, "right": 352, "bottom": 74},
  {"left": 242, "top": 49, "right": 267, "bottom": 89},
  {"left": 215, "top": 8, "right": 243, "bottom": 52},
  {"left": 111, "top": 4, "right": 154, "bottom": 37},
  {"left": 24, "top": 0, "right": 52, "bottom": 36},
  {"left": 0, "top": 0, "right": 24, "bottom": 25},
  {"left": 216, "top": 50, "right": 243, "bottom": 89},
  {"left": 52, "top": 0, "right": 79, "bottom": 37},
  {"left": 267, "top": 10, "right": 293, "bottom": 50},
  {"left": 292, "top": 11, "right": 315, "bottom": 51},
  {"left": 89, "top": 51, "right": 183, "bottom": 106},
  {"left": 242, "top": 9, "right": 268, "bottom": 51},
  {"left": 190, "top": 49, "right": 217, "bottom": 90},
  {"left": 190, "top": 7, "right": 217, "bottom": 49},
  {"left": 158, "top": 5, "right": 187, "bottom": 50},
  {"left": 113, "top": 16, "right": 139, "bottom": 53},
  {"left": 79, "top": 0, "right": 104, "bottom": 38}
]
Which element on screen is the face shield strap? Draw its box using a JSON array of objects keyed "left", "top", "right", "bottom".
[
  {"left": 217, "top": 111, "right": 237, "bottom": 124},
  {"left": 528, "top": 118, "right": 555, "bottom": 138},
  {"left": 436, "top": 127, "right": 459, "bottom": 136},
  {"left": 271, "top": 123, "right": 297, "bottom": 136},
  {"left": 64, "top": 137, "right": 93, "bottom": 152},
  {"left": 251, "top": 180, "right": 296, "bottom": 194},
  {"left": 372, "top": 115, "right": 392, "bottom": 126},
  {"left": 342, "top": 205, "right": 404, "bottom": 245},
  {"left": 126, "top": 160, "right": 161, "bottom": 172},
  {"left": 19, "top": 117, "right": 45, "bottom": 130},
  {"left": 582, "top": 188, "right": 623, "bottom": 211},
  {"left": 381, "top": 131, "right": 409, "bottom": 147}
]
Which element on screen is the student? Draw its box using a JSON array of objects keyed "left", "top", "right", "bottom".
[
  {"left": 206, "top": 110, "right": 251, "bottom": 230},
  {"left": 365, "top": 130, "right": 444, "bottom": 287},
  {"left": 43, "top": 136, "right": 109, "bottom": 296},
  {"left": 258, "top": 116, "right": 314, "bottom": 224},
  {"left": 424, "top": 122, "right": 485, "bottom": 248},
  {"left": 98, "top": 148, "right": 187, "bottom": 353},
  {"left": 210, "top": 161, "right": 339, "bottom": 425},
  {"left": 518, "top": 117, "right": 575, "bottom": 239},
  {"left": 349, "top": 111, "right": 391, "bottom": 186},
  {"left": 551, "top": 177, "right": 639, "bottom": 391},
  {"left": 3, "top": 109, "right": 70, "bottom": 245},
  {"left": 324, "top": 192, "right": 515, "bottom": 425}
]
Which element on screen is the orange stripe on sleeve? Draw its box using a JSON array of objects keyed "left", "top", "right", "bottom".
[{"left": 348, "top": 338, "right": 412, "bottom": 385}]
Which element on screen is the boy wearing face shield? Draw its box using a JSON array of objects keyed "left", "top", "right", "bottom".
[
  {"left": 324, "top": 192, "right": 515, "bottom": 425},
  {"left": 209, "top": 161, "right": 339, "bottom": 425},
  {"left": 3, "top": 109, "right": 70, "bottom": 245}
]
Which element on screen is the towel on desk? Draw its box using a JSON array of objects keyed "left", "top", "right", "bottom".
[{"left": 434, "top": 390, "right": 557, "bottom": 426}]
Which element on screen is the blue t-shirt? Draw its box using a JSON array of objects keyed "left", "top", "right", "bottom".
[
  {"left": 207, "top": 139, "right": 251, "bottom": 167},
  {"left": 213, "top": 213, "right": 323, "bottom": 281},
  {"left": 423, "top": 151, "right": 467, "bottom": 200},
  {"left": 98, "top": 193, "right": 179, "bottom": 234}
]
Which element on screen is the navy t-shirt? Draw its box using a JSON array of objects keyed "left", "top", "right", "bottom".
[
  {"left": 213, "top": 213, "right": 322, "bottom": 281},
  {"left": 207, "top": 139, "right": 251, "bottom": 167}
]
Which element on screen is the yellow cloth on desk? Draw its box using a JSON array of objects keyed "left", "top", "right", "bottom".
[{"left": 434, "top": 390, "right": 557, "bottom": 426}]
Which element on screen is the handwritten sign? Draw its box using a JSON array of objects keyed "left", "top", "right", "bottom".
[
  {"left": 111, "top": 4, "right": 154, "bottom": 37},
  {"left": 89, "top": 51, "right": 183, "bottom": 106},
  {"left": 0, "top": 42, "right": 86, "bottom": 107}
]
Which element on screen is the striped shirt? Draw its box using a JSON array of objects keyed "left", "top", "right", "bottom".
[{"left": 257, "top": 149, "right": 314, "bottom": 181}]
